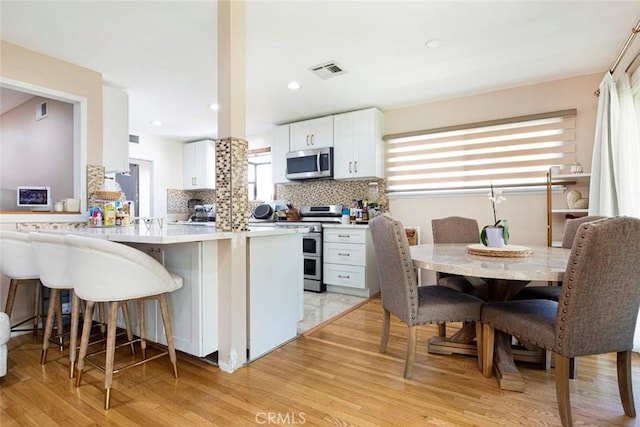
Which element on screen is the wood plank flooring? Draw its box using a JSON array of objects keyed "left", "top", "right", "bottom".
[{"left": 2, "top": 295, "right": 639, "bottom": 426}]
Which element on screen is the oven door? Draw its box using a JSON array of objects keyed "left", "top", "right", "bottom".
[{"left": 302, "top": 232, "right": 322, "bottom": 257}]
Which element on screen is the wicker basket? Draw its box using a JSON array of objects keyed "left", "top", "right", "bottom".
[{"left": 94, "top": 190, "right": 123, "bottom": 201}]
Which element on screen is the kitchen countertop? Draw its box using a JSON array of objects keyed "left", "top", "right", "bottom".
[
  {"left": 322, "top": 223, "right": 370, "bottom": 229},
  {"left": 45, "top": 224, "right": 299, "bottom": 244}
]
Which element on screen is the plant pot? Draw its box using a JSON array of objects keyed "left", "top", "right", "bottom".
[{"left": 485, "top": 227, "right": 505, "bottom": 248}]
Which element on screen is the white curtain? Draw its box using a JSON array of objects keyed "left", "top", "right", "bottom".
[
  {"left": 588, "top": 73, "right": 619, "bottom": 216},
  {"left": 615, "top": 73, "right": 640, "bottom": 216},
  {"left": 590, "top": 71, "right": 640, "bottom": 351}
]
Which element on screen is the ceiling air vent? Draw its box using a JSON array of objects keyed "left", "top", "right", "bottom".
[
  {"left": 129, "top": 134, "right": 140, "bottom": 144},
  {"left": 309, "top": 61, "right": 347, "bottom": 80}
]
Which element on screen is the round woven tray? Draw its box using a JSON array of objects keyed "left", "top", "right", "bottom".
[
  {"left": 94, "top": 190, "right": 123, "bottom": 201},
  {"left": 466, "top": 244, "right": 533, "bottom": 258}
]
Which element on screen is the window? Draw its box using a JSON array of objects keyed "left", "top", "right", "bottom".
[
  {"left": 384, "top": 109, "right": 577, "bottom": 193},
  {"left": 247, "top": 149, "right": 273, "bottom": 201}
]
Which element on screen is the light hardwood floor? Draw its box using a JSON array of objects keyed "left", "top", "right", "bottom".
[{"left": 1, "top": 295, "right": 639, "bottom": 426}]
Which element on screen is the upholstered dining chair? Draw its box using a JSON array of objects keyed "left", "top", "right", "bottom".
[
  {"left": 513, "top": 215, "right": 605, "bottom": 302},
  {"left": 369, "top": 214, "right": 484, "bottom": 378},
  {"left": 481, "top": 216, "right": 640, "bottom": 427},
  {"left": 65, "top": 234, "right": 183, "bottom": 410},
  {"left": 432, "top": 216, "right": 487, "bottom": 337},
  {"left": 0, "top": 229, "right": 44, "bottom": 335}
]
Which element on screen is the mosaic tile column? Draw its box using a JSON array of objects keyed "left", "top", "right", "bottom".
[{"left": 215, "top": 137, "right": 248, "bottom": 231}]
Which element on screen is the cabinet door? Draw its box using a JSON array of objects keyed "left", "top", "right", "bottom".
[
  {"left": 352, "top": 108, "right": 383, "bottom": 178},
  {"left": 183, "top": 143, "right": 197, "bottom": 188},
  {"left": 184, "top": 140, "right": 215, "bottom": 189},
  {"left": 324, "top": 242, "right": 366, "bottom": 266},
  {"left": 103, "top": 85, "right": 130, "bottom": 173},
  {"left": 270, "top": 125, "right": 291, "bottom": 183},
  {"left": 324, "top": 228, "right": 366, "bottom": 244},
  {"left": 333, "top": 112, "right": 356, "bottom": 179},
  {"left": 194, "top": 139, "right": 215, "bottom": 188},
  {"left": 324, "top": 263, "right": 366, "bottom": 289},
  {"left": 290, "top": 116, "right": 333, "bottom": 150}
]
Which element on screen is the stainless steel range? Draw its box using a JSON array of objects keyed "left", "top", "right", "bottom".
[{"left": 275, "top": 205, "right": 342, "bottom": 292}]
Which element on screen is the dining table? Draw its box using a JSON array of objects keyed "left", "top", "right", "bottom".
[{"left": 410, "top": 242, "right": 571, "bottom": 392}]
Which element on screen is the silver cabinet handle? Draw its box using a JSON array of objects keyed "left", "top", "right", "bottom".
[
  {"left": 310, "top": 134, "right": 314, "bottom": 145},
  {"left": 337, "top": 253, "right": 350, "bottom": 256},
  {"left": 306, "top": 135, "right": 310, "bottom": 146},
  {"left": 337, "top": 234, "right": 351, "bottom": 238},
  {"left": 338, "top": 274, "right": 350, "bottom": 279},
  {"left": 354, "top": 161, "right": 358, "bottom": 173},
  {"left": 349, "top": 161, "right": 352, "bottom": 173}
]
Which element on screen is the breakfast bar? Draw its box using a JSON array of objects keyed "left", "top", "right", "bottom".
[{"left": 0, "top": 219, "right": 303, "bottom": 372}]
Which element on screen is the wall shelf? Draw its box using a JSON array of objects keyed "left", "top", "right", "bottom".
[{"left": 546, "top": 167, "right": 591, "bottom": 246}]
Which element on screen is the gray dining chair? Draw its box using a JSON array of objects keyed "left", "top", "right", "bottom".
[
  {"left": 513, "top": 215, "right": 605, "bottom": 301},
  {"left": 431, "top": 216, "right": 487, "bottom": 337},
  {"left": 370, "top": 214, "right": 484, "bottom": 378},
  {"left": 481, "top": 216, "right": 640, "bottom": 427}
]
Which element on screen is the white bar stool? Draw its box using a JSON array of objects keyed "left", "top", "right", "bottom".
[
  {"left": 29, "top": 232, "right": 137, "bottom": 379},
  {"left": 65, "top": 234, "right": 183, "bottom": 410},
  {"left": 0, "top": 230, "right": 47, "bottom": 336}
]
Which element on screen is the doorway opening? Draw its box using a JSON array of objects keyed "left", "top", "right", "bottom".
[{"left": 114, "top": 158, "right": 152, "bottom": 217}]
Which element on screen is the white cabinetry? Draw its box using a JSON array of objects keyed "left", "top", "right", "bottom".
[
  {"left": 125, "top": 241, "right": 218, "bottom": 357},
  {"left": 290, "top": 116, "right": 333, "bottom": 150},
  {"left": 546, "top": 167, "right": 591, "bottom": 247},
  {"left": 102, "top": 85, "right": 129, "bottom": 173},
  {"left": 323, "top": 227, "right": 379, "bottom": 297},
  {"left": 248, "top": 233, "right": 302, "bottom": 360},
  {"left": 270, "top": 125, "right": 291, "bottom": 184},
  {"left": 333, "top": 108, "right": 384, "bottom": 179},
  {"left": 183, "top": 139, "right": 215, "bottom": 189}
]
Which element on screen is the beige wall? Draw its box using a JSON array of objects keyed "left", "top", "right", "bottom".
[
  {"left": 0, "top": 40, "right": 103, "bottom": 164},
  {"left": 384, "top": 73, "right": 603, "bottom": 253}
]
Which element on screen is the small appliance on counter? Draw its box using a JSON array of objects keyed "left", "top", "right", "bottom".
[{"left": 191, "top": 204, "right": 215, "bottom": 222}]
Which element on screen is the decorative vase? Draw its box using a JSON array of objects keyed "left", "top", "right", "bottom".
[{"left": 485, "top": 227, "right": 505, "bottom": 248}]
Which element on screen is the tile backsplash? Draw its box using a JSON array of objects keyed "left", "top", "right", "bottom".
[
  {"left": 167, "top": 189, "right": 216, "bottom": 214},
  {"left": 276, "top": 178, "right": 387, "bottom": 209}
]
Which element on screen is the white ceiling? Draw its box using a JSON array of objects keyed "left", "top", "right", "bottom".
[{"left": 1, "top": 1, "right": 639, "bottom": 143}]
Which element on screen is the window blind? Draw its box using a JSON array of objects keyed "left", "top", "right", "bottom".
[{"left": 384, "top": 109, "right": 577, "bottom": 192}]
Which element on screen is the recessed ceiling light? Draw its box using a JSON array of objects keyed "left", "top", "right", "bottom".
[
  {"left": 425, "top": 38, "right": 443, "bottom": 48},
  {"left": 151, "top": 120, "right": 163, "bottom": 126},
  {"left": 288, "top": 81, "right": 301, "bottom": 90},
  {"left": 208, "top": 103, "right": 219, "bottom": 110}
]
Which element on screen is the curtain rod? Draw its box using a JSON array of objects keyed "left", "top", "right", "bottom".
[
  {"left": 595, "top": 20, "right": 640, "bottom": 96},
  {"left": 609, "top": 20, "right": 640, "bottom": 74}
]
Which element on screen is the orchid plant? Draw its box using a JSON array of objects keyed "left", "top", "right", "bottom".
[{"left": 480, "top": 183, "right": 509, "bottom": 246}]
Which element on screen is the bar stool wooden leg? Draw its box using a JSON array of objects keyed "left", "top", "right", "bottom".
[
  {"left": 158, "top": 293, "right": 178, "bottom": 378},
  {"left": 4, "top": 279, "right": 18, "bottom": 317},
  {"left": 32, "top": 282, "right": 41, "bottom": 336},
  {"left": 55, "top": 291, "right": 64, "bottom": 351},
  {"left": 69, "top": 292, "right": 80, "bottom": 379},
  {"left": 137, "top": 299, "right": 147, "bottom": 359},
  {"left": 104, "top": 301, "right": 119, "bottom": 410},
  {"left": 98, "top": 302, "right": 106, "bottom": 334},
  {"left": 120, "top": 301, "right": 135, "bottom": 355},
  {"left": 75, "top": 300, "right": 95, "bottom": 387},
  {"left": 40, "top": 289, "right": 59, "bottom": 364}
]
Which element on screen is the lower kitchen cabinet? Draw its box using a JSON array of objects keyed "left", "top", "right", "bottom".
[
  {"left": 125, "top": 241, "right": 218, "bottom": 357},
  {"left": 323, "top": 226, "right": 379, "bottom": 297}
]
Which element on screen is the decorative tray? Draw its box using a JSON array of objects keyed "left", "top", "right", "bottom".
[{"left": 466, "top": 244, "right": 533, "bottom": 258}]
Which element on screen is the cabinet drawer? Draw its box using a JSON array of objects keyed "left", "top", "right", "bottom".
[
  {"left": 324, "top": 242, "right": 365, "bottom": 266},
  {"left": 324, "top": 228, "right": 366, "bottom": 244},
  {"left": 324, "top": 264, "right": 365, "bottom": 289}
]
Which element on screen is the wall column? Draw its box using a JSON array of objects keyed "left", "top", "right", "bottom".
[{"left": 215, "top": 0, "right": 248, "bottom": 373}]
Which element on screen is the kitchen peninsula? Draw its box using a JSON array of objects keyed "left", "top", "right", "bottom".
[{"left": 1, "top": 220, "right": 303, "bottom": 372}]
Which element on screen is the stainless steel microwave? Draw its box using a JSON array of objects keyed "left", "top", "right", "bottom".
[{"left": 285, "top": 147, "right": 333, "bottom": 180}]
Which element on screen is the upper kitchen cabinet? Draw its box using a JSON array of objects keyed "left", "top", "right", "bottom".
[
  {"left": 289, "top": 115, "right": 333, "bottom": 151},
  {"left": 183, "top": 139, "right": 215, "bottom": 189},
  {"left": 102, "top": 85, "right": 130, "bottom": 173},
  {"left": 270, "top": 125, "right": 291, "bottom": 184},
  {"left": 333, "top": 108, "right": 384, "bottom": 179}
]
